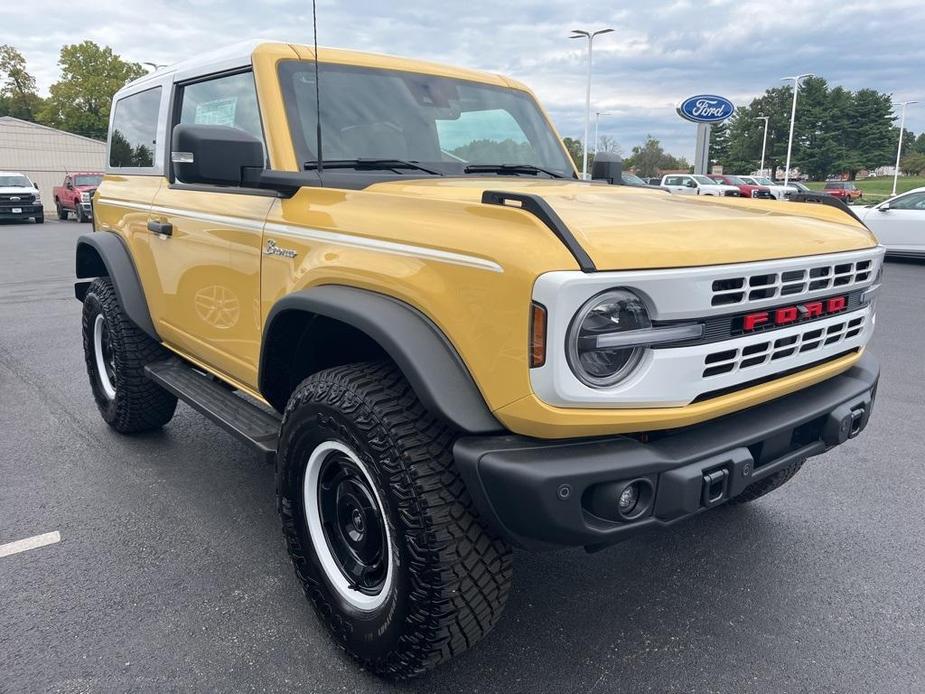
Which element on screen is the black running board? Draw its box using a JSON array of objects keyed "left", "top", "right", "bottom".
[{"left": 145, "top": 359, "right": 281, "bottom": 463}]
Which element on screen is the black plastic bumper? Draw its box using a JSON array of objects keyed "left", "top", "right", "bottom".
[{"left": 454, "top": 353, "right": 879, "bottom": 551}]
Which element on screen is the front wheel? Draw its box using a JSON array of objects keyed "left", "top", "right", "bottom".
[
  {"left": 33, "top": 215, "right": 44, "bottom": 224},
  {"left": 277, "top": 361, "right": 512, "bottom": 679},
  {"left": 75, "top": 205, "right": 87, "bottom": 223}
]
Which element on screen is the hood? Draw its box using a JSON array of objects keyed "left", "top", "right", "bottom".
[
  {"left": 704, "top": 183, "right": 739, "bottom": 192},
  {"left": 367, "top": 178, "right": 877, "bottom": 271},
  {"left": 0, "top": 185, "right": 36, "bottom": 195},
  {"left": 74, "top": 185, "right": 97, "bottom": 192}
]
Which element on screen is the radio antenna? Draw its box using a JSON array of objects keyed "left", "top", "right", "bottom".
[{"left": 312, "top": 0, "right": 323, "bottom": 174}]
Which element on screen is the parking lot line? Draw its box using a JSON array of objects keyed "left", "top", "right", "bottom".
[{"left": 0, "top": 531, "right": 61, "bottom": 558}]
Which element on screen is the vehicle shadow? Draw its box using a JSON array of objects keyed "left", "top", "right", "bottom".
[{"left": 378, "top": 502, "right": 803, "bottom": 693}]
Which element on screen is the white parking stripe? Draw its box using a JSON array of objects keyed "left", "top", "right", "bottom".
[{"left": 0, "top": 531, "right": 61, "bottom": 558}]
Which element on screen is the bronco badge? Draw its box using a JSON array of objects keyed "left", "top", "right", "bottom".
[{"left": 264, "top": 240, "right": 298, "bottom": 258}]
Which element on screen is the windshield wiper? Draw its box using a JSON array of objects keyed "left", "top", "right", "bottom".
[
  {"left": 304, "top": 158, "right": 444, "bottom": 175},
  {"left": 463, "top": 163, "right": 565, "bottom": 178}
]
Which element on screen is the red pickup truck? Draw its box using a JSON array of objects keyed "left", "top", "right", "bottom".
[
  {"left": 53, "top": 172, "right": 102, "bottom": 222},
  {"left": 823, "top": 181, "right": 863, "bottom": 204}
]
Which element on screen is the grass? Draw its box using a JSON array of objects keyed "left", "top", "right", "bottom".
[{"left": 804, "top": 176, "right": 925, "bottom": 205}]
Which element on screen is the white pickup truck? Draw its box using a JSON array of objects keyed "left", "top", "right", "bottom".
[
  {"left": 0, "top": 171, "right": 44, "bottom": 223},
  {"left": 660, "top": 174, "right": 741, "bottom": 197}
]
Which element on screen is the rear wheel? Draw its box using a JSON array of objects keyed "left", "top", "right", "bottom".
[
  {"left": 56, "top": 201, "right": 67, "bottom": 220},
  {"left": 730, "top": 459, "right": 804, "bottom": 504},
  {"left": 81, "top": 277, "right": 177, "bottom": 433},
  {"left": 277, "top": 360, "right": 512, "bottom": 679}
]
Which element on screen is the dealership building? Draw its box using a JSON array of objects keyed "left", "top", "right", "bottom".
[{"left": 0, "top": 116, "right": 106, "bottom": 210}]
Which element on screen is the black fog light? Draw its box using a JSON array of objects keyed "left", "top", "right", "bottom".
[{"left": 585, "top": 478, "right": 654, "bottom": 523}]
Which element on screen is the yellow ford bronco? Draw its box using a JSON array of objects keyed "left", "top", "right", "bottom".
[{"left": 75, "top": 40, "right": 883, "bottom": 678}]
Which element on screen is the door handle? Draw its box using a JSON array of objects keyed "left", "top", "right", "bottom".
[{"left": 147, "top": 220, "right": 173, "bottom": 236}]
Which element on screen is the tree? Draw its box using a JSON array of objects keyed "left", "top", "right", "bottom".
[
  {"left": 596, "top": 135, "right": 623, "bottom": 156},
  {"left": 915, "top": 133, "right": 925, "bottom": 155},
  {"left": 39, "top": 42, "right": 145, "bottom": 139},
  {"left": 0, "top": 44, "right": 43, "bottom": 121},
  {"left": 624, "top": 136, "right": 690, "bottom": 176},
  {"left": 900, "top": 152, "right": 925, "bottom": 175},
  {"left": 562, "top": 137, "right": 583, "bottom": 170}
]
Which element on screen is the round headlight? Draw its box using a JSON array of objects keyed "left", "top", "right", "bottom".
[{"left": 566, "top": 289, "right": 650, "bottom": 388}]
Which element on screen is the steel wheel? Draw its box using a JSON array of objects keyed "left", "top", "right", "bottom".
[
  {"left": 93, "top": 313, "right": 117, "bottom": 400},
  {"left": 303, "top": 440, "right": 392, "bottom": 611}
]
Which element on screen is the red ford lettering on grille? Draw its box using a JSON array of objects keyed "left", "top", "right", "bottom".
[{"left": 742, "top": 296, "right": 847, "bottom": 332}]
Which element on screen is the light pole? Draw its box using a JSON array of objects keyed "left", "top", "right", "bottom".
[
  {"left": 756, "top": 115, "right": 770, "bottom": 177},
  {"left": 780, "top": 73, "right": 813, "bottom": 188},
  {"left": 594, "top": 111, "right": 613, "bottom": 154},
  {"left": 892, "top": 100, "right": 918, "bottom": 197},
  {"left": 570, "top": 28, "right": 614, "bottom": 179}
]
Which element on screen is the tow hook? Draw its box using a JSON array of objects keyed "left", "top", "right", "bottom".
[{"left": 701, "top": 468, "right": 729, "bottom": 507}]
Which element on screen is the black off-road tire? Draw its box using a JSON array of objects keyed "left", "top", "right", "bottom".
[
  {"left": 730, "top": 459, "right": 805, "bottom": 504},
  {"left": 56, "top": 201, "right": 67, "bottom": 220},
  {"left": 277, "top": 360, "right": 512, "bottom": 680},
  {"left": 81, "top": 277, "right": 177, "bottom": 433}
]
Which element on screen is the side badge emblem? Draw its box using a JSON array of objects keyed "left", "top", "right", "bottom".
[{"left": 264, "top": 239, "right": 298, "bottom": 259}]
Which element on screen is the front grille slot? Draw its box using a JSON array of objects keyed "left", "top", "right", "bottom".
[
  {"left": 702, "top": 315, "right": 865, "bottom": 378},
  {"left": 710, "top": 257, "right": 874, "bottom": 307}
]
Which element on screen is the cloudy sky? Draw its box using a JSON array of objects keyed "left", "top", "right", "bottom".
[{"left": 4, "top": 0, "right": 923, "bottom": 159}]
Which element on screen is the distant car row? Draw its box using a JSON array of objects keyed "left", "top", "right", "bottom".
[
  {"left": 623, "top": 174, "right": 864, "bottom": 204},
  {"left": 0, "top": 170, "right": 101, "bottom": 224}
]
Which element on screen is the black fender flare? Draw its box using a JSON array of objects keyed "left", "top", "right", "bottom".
[
  {"left": 260, "top": 286, "right": 502, "bottom": 434},
  {"left": 75, "top": 232, "right": 159, "bottom": 340}
]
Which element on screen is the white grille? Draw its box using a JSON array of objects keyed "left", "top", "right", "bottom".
[
  {"left": 703, "top": 314, "right": 865, "bottom": 378},
  {"left": 711, "top": 258, "right": 874, "bottom": 307}
]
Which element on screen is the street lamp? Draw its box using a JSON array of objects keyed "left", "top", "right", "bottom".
[
  {"left": 780, "top": 73, "right": 813, "bottom": 188},
  {"left": 756, "top": 115, "right": 770, "bottom": 177},
  {"left": 594, "top": 111, "right": 614, "bottom": 154},
  {"left": 892, "top": 100, "right": 918, "bottom": 197},
  {"left": 142, "top": 62, "right": 166, "bottom": 72},
  {"left": 570, "top": 28, "right": 614, "bottom": 179}
]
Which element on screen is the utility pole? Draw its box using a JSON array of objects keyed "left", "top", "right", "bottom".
[
  {"left": 757, "top": 115, "right": 770, "bottom": 176},
  {"left": 892, "top": 100, "right": 918, "bottom": 197},
  {"left": 781, "top": 73, "right": 813, "bottom": 187},
  {"left": 570, "top": 28, "right": 614, "bottom": 179}
]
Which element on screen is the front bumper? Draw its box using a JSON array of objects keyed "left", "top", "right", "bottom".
[
  {"left": 454, "top": 353, "right": 879, "bottom": 550},
  {"left": 0, "top": 204, "right": 43, "bottom": 220}
]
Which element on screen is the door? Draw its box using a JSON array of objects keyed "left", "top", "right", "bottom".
[
  {"left": 867, "top": 191, "right": 925, "bottom": 254},
  {"left": 146, "top": 69, "right": 273, "bottom": 389},
  {"left": 664, "top": 175, "right": 695, "bottom": 195}
]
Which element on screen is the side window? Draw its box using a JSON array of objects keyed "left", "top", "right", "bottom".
[
  {"left": 665, "top": 176, "right": 680, "bottom": 186},
  {"left": 178, "top": 71, "right": 265, "bottom": 149},
  {"left": 110, "top": 87, "right": 162, "bottom": 168}
]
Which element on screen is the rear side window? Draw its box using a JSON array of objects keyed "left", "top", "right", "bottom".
[
  {"left": 110, "top": 87, "right": 162, "bottom": 168},
  {"left": 178, "top": 71, "right": 265, "bottom": 147}
]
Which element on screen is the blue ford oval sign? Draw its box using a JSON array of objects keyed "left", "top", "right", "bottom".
[{"left": 677, "top": 95, "right": 735, "bottom": 123}]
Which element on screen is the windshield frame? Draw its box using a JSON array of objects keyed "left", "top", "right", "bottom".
[{"left": 277, "top": 59, "right": 576, "bottom": 180}]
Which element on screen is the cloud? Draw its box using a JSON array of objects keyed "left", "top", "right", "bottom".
[{"left": 4, "top": 0, "right": 922, "bottom": 159}]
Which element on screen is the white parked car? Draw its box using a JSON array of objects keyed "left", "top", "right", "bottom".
[
  {"left": 856, "top": 187, "right": 925, "bottom": 258},
  {"left": 660, "top": 174, "right": 741, "bottom": 197},
  {"left": 0, "top": 171, "right": 44, "bottom": 223},
  {"left": 738, "top": 175, "right": 797, "bottom": 200}
]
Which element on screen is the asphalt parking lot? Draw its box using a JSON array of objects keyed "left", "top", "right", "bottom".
[{"left": 1, "top": 218, "right": 923, "bottom": 693}]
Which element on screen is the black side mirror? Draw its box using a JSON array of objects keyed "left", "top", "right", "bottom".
[
  {"left": 171, "top": 124, "right": 264, "bottom": 186},
  {"left": 590, "top": 152, "right": 624, "bottom": 184},
  {"left": 34, "top": 182, "right": 39, "bottom": 189}
]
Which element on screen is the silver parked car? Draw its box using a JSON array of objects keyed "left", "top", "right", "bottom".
[{"left": 856, "top": 187, "right": 925, "bottom": 258}]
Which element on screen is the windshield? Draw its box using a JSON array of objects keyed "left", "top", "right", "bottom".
[
  {"left": 0, "top": 175, "right": 32, "bottom": 188},
  {"left": 621, "top": 172, "right": 646, "bottom": 185},
  {"left": 693, "top": 175, "right": 716, "bottom": 185},
  {"left": 74, "top": 175, "right": 102, "bottom": 187},
  {"left": 279, "top": 61, "right": 574, "bottom": 177}
]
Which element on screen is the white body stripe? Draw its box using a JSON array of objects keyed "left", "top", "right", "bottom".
[{"left": 96, "top": 198, "right": 503, "bottom": 273}]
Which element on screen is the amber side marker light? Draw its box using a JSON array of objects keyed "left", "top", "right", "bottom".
[{"left": 530, "top": 302, "right": 547, "bottom": 368}]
